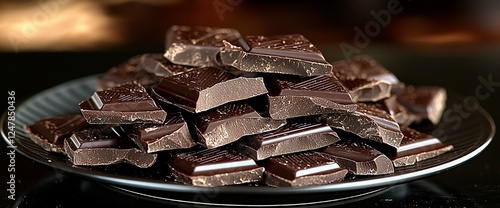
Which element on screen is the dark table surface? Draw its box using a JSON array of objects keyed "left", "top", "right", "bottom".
[{"left": 1, "top": 47, "right": 499, "bottom": 208}]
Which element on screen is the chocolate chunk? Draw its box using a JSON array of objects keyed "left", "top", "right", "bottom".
[
  {"left": 264, "top": 152, "right": 348, "bottom": 187},
  {"left": 80, "top": 82, "right": 167, "bottom": 124},
  {"left": 332, "top": 55, "right": 404, "bottom": 94},
  {"left": 391, "top": 127, "right": 453, "bottom": 167},
  {"left": 318, "top": 103, "right": 404, "bottom": 148},
  {"left": 97, "top": 55, "right": 159, "bottom": 90},
  {"left": 139, "top": 53, "right": 193, "bottom": 77},
  {"left": 265, "top": 75, "right": 356, "bottom": 119},
  {"left": 237, "top": 121, "right": 340, "bottom": 160},
  {"left": 397, "top": 86, "right": 447, "bottom": 125},
  {"left": 125, "top": 112, "right": 196, "bottom": 153},
  {"left": 339, "top": 78, "right": 392, "bottom": 102},
  {"left": 190, "top": 102, "right": 286, "bottom": 149},
  {"left": 322, "top": 140, "right": 394, "bottom": 175},
  {"left": 219, "top": 34, "right": 332, "bottom": 76},
  {"left": 168, "top": 148, "right": 264, "bottom": 187},
  {"left": 24, "top": 114, "right": 90, "bottom": 153},
  {"left": 63, "top": 127, "right": 157, "bottom": 168},
  {"left": 152, "top": 67, "right": 268, "bottom": 113},
  {"left": 382, "top": 96, "right": 414, "bottom": 126},
  {"left": 164, "top": 25, "right": 243, "bottom": 67}
]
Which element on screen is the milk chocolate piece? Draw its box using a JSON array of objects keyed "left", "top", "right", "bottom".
[
  {"left": 80, "top": 82, "right": 167, "bottom": 124},
  {"left": 397, "top": 86, "right": 447, "bottom": 125},
  {"left": 265, "top": 75, "right": 356, "bottom": 119},
  {"left": 318, "top": 103, "right": 404, "bottom": 147},
  {"left": 340, "top": 78, "right": 392, "bottom": 102},
  {"left": 264, "top": 152, "right": 348, "bottom": 187},
  {"left": 164, "top": 25, "right": 243, "bottom": 67},
  {"left": 237, "top": 122, "right": 340, "bottom": 160},
  {"left": 322, "top": 140, "right": 394, "bottom": 175},
  {"left": 219, "top": 34, "right": 332, "bottom": 76},
  {"left": 190, "top": 102, "right": 286, "bottom": 149},
  {"left": 24, "top": 114, "right": 90, "bottom": 153},
  {"left": 139, "top": 53, "right": 193, "bottom": 77},
  {"left": 152, "top": 67, "right": 268, "bottom": 113},
  {"left": 126, "top": 112, "right": 196, "bottom": 153},
  {"left": 63, "top": 127, "right": 157, "bottom": 168},
  {"left": 97, "top": 55, "right": 159, "bottom": 90},
  {"left": 169, "top": 148, "right": 264, "bottom": 187},
  {"left": 391, "top": 127, "right": 453, "bottom": 167}
]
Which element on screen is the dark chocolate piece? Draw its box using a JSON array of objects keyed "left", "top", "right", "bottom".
[
  {"left": 219, "top": 34, "right": 332, "bottom": 76},
  {"left": 318, "top": 103, "right": 404, "bottom": 147},
  {"left": 80, "top": 82, "right": 167, "bottom": 124},
  {"left": 322, "top": 140, "right": 394, "bottom": 175},
  {"left": 382, "top": 96, "right": 414, "bottom": 126},
  {"left": 265, "top": 75, "right": 356, "bottom": 119},
  {"left": 190, "top": 102, "right": 285, "bottom": 149},
  {"left": 339, "top": 78, "right": 392, "bottom": 102},
  {"left": 237, "top": 122, "right": 340, "bottom": 160},
  {"left": 397, "top": 86, "right": 447, "bottom": 125},
  {"left": 332, "top": 55, "right": 404, "bottom": 94},
  {"left": 139, "top": 53, "right": 193, "bottom": 77},
  {"left": 152, "top": 67, "right": 268, "bottom": 113},
  {"left": 169, "top": 148, "right": 264, "bottom": 187},
  {"left": 264, "top": 152, "right": 348, "bottom": 187},
  {"left": 63, "top": 127, "right": 157, "bottom": 168},
  {"left": 97, "top": 55, "right": 159, "bottom": 90},
  {"left": 126, "top": 112, "right": 196, "bottom": 153},
  {"left": 164, "top": 25, "right": 243, "bottom": 67},
  {"left": 391, "top": 127, "right": 453, "bottom": 167},
  {"left": 24, "top": 114, "right": 90, "bottom": 153}
]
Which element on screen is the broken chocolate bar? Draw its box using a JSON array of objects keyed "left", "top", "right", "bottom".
[
  {"left": 64, "top": 127, "right": 157, "bottom": 168},
  {"left": 219, "top": 34, "right": 332, "bottom": 76},
  {"left": 237, "top": 121, "right": 340, "bottom": 160},
  {"left": 323, "top": 140, "right": 394, "bottom": 175},
  {"left": 339, "top": 78, "right": 392, "bottom": 102},
  {"left": 390, "top": 127, "right": 453, "bottom": 167},
  {"left": 397, "top": 86, "right": 447, "bottom": 125},
  {"left": 264, "top": 152, "right": 348, "bottom": 187},
  {"left": 265, "top": 75, "right": 356, "bottom": 119},
  {"left": 318, "top": 103, "right": 404, "bottom": 148},
  {"left": 126, "top": 112, "right": 196, "bottom": 153},
  {"left": 168, "top": 147, "right": 264, "bottom": 187},
  {"left": 152, "top": 67, "right": 268, "bottom": 113},
  {"left": 164, "top": 25, "right": 243, "bottom": 67},
  {"left": 24, "top": 114, "right": 90, "bottom": 153},
  {"left": 190, "top": 102, "right": 285, "bottom": 149},
  {"left": 97, "top": 55, "right": 159, "bottom": 90},
  {"left": 382, "top": 96, "right": 414, "bottom": 126},
  {"left": 80, "top": 82, "right": 167, "bottom": 124},
  {"left": 139, "top": 53, "right": 193, "bottom": 77}
]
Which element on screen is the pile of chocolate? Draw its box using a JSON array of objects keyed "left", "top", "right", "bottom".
[{"left": 24, "top": 25, "right": 453, "bottom": 187}]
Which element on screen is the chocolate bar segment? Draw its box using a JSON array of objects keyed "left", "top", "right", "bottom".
[
  {"left": 164, "top": 25, "right": 243, "bottom": 67},
  {"left": 318, "top": 103, "right": 404, "bottom": 148},
  {"left": 169, "top": 148, "right": 264, "bottom": 187},
  {"left": 339, "top": 78, "right": 392, "bottom": 102},
  {"left": 322, "top": 140, "right": 394, "bottom": 175},
  {"left": 152, "top": 67, "right": 268, "bottom": 113},
  {"left": 219, "top": 34, "right": 332, "bottom": 76},
  {"left": 382, "top": 96, "right": 414, "bottom": 126},
  {"left": 266, "top": 75, "right": 356, "bottom": 119},
  {"left": 63, "top": 127, "right": 157, "bottom": 168},
  {"left": 264, "top": 152, "right": 348, "bottom": 187},
  {"left": 391, "top": 127, "right": 453, "bottom": 167},
  {"left": 397, "top": 86, "right": 447, "bottom": 125},
  {"left": 139, "top": 53, "right": 193, "bottom": 77},
  {"left": 97, "top": 55, "right": 159, "bottom": 90},
  {"left": 237, "top": 121, "right": 340, "bottom": 160},
  {"left": 126, "top": 112, "right": 196, "bottom": 153},
  {"left": 24, "top": 114, "right": 90, "bottom": 153},
  {"left": 80, "top": 82, "right": 167, "bottom": 124},
  {"left": 190, "top": 102, "right": 286, "bottom": 149}
]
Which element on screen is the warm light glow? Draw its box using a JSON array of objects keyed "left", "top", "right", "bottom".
[{"left": 403, "top": 31, "right": 478, "bottom": 44}]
